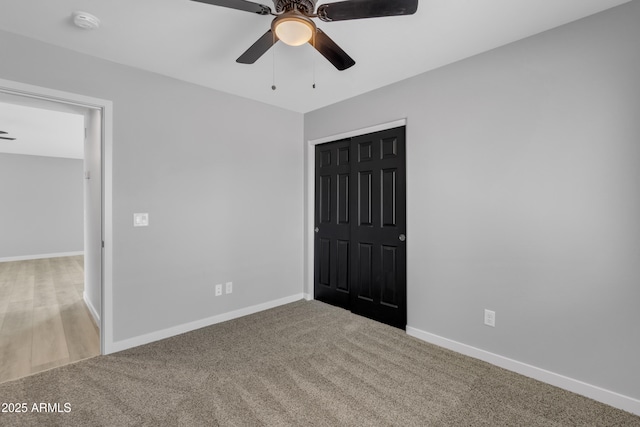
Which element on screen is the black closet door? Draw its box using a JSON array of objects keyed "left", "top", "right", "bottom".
[
  {"left": 314, "top": 127, "right": 406, "bottom": 329},
  {"left": 314, "top": 139, "right": 352, "bottom": 309},
  {"left": 349, "top": 127, "right": 406, "bottom": 329}
]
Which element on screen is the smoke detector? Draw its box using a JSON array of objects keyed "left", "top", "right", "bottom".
[{"left": 72, "top": 11, "right": 100, "bottom": 30}]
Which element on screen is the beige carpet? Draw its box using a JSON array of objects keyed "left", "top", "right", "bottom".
[{"left": 0, "top": 300, "right": 638, "bottom": 426}]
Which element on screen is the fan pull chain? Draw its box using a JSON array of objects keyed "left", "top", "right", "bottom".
[
  {"left": 312, "top": 62, "right": 316, "bottom": 89},
  {"left": 312, "top": 32, "right": 316, "bottom": 89},
  {"left": 271, "top": 31, "right": 277, "bottom": 90}
]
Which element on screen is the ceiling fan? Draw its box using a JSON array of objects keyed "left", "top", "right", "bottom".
[
  {"left": 0, "top": 131, "right": 16, "bottom": 140},
  {"left": 192, "top": 0, "right": 419, "bottom": 70}
]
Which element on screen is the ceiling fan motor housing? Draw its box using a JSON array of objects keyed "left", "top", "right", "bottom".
[{"left": 274, "top": 0, "right": 316, "bottom": 14}]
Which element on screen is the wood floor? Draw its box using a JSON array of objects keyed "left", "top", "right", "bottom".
[{"left": 0, "top": 256, "right": 99, "bottom": 384}]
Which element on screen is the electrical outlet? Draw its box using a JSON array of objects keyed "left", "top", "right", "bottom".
[
  {"left": 225, "top": 282, "right": 233, "bottom": 294},
  {"left": 133, "top": 213, "right": 149, "bottom": 227},
  {"left": 215, "top": 284, "right": 222, "bottom": 296},
  {"left": 484, "top": 309, "right": 496, "bottom": 327}
]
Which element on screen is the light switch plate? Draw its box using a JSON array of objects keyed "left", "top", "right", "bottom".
[{"left": 134, "top": 213, "right": 149, "bottom": 227}]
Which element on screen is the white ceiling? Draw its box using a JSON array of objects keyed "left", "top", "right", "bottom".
[
  {"left": 0, "top": 94, "right": 86, "bottom": 159},
  {"left": 0, "top": 0, "right": 631, "bottom": 113}
]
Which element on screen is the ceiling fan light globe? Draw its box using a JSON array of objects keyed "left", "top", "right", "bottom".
[{"left": 275, "top": 19, "right": 314, "bottom": 46}]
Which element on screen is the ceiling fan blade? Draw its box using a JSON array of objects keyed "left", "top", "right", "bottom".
[
  {"left": 310, "top": 29, "right": 355, "bottom": 71},
  {"left": 317, "top": 0, "right": 418, "bottom": 22},
  {"left": 0, "top": 131, "right": 7, "bottom": 134},
  {"left": 0, "top": 136, "right": 16, "bottom": 140},
  {"left": 190, "top": 0, "right": 271, "bottom": 15},
  {"left": 237, "top": 30, "right": 278, "bottom": 64}
]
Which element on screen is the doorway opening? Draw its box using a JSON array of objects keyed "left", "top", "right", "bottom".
[{"left": 0, "top": 78, "right": 113, "bottom": 381}]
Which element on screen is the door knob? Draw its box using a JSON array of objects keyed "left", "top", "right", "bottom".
[
  {"left": 314, "top": 227, "right": 319, "bottom": 233},
  {"left": 399, "top": 234, "right": 406, "bottom": 242}
]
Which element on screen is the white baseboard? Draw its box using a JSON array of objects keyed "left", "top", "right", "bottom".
[
  {"left": 406, "top": 326, "right": 640, "bottom": 416},
  {"left": 303, "top": 293, "right": 313, "bottom": 301},
  {"left": 108, "top": 293, "right": 305, "bottom": 354},
  {"left": 83, "top": 291, "right": 100, "bottom": 328},
  {"left": 0, "top": 251, "right": 84, "bottom": 263}
]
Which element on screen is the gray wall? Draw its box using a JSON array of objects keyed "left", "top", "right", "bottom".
[
  {"left": 305, "top": 2, "right": 640, "bottom": 400},
  {"left": 0, "top": 30, "right": 304, "bottom": 341},
  {"left": 0, "top": 153, "right": 83, "bottom": 258}
]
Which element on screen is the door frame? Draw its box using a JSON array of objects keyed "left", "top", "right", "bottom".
[
  {"left": 0, "top": 77, "right": 114, "bottom": 355},
  {"left": 305, "top": 118, "right": 407, "bottom": 301}
]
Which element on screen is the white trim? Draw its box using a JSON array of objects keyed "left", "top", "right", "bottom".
[
  {"left": 303, "top": 293, "right": 313, "bottom": 301},
  {"left": 0, "top": 251, "right": 84, "bottom": 263},
  {"left": 109, "top": 294, "right": 305, "bottom": 353},
  {"left": 308, "top": 119, "right": 407, "bottom": 145},
  {"left": 83, "top": 291, "right": 100, "bottom": 327},
  {"left": 0, "top": 79, "right": 105, "bottom": 110},
  {"left": 305, "top": 119, "right": 407, "bottom": 297},
  {"left": 406, "top": 326, "right": 640, "bottom": 416},
  {"left": 100, "top": 90, "right": 114, "bottom": 356},
  {"left": 0, "top": 78, "right": 114, "bottom": 357}
]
